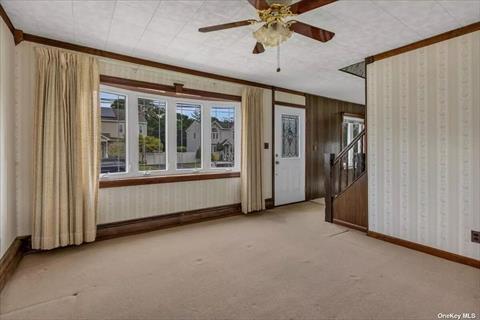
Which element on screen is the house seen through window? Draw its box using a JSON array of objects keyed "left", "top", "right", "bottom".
[
  {"left": 100, "top": 92, "right": 127, "bottom": 174},
  {"left": 99, "top": 85, "right": 241, "bottom": 177}
]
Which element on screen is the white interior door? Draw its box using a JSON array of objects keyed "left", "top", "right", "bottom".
[{"left": 274, "top": 105, "right": 305, "bottom": 206}]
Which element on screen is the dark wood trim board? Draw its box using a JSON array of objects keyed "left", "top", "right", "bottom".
[
  {"left": 0, "top": 237, "right": 29, "bottom": 292},
  {"left": 101, "top": 75, "right": 242, "bottom": 102},
  {"left": 265, "top": 198, "right": 274, "bottom": 209},
  {"left": 100, "top": 172, "right": 240, "bottom": 189},
  {"left": 271, "top": 89, "right": 276, "bottom": 206},
  {"left": 0, "top": 3, "right": 15, "bottom": 36},
  {"left": 368, "top": 231, "right": 480, "bottom": 269},
  {"left": 367, "top": 21, "right": 480, "bottom": 63},
  {"left": 96, "top": 203, "right": 242, "bottom": 241}
]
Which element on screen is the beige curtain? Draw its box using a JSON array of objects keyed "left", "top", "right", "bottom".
[
  {"left": 241, "top": 87, "right": 265, "bottom": 213},
  {"left": 32, "top": 47, "right": 100, "bottom": 250}
]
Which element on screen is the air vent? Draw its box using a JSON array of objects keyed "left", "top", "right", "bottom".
[{"left": 339, "top": 61, "right": 366, "bottom": 79}]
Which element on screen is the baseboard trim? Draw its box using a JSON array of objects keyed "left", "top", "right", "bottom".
[
  {"left": 265, "top": 198, "right": 274, "bottom": 209},
  {"left": 367, "top": 231, "right": 480, "bottom": 269},
  {"left": 333, "top": 218, "right": 367, "bottom": 232},
  {"left": 0, "top": 236, "right": 29, "bottom": 292},
  {"left": 96, "top": 203, "right": 242, "bottom": 241}
]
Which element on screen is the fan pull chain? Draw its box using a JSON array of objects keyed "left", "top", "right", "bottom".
[{"left": 276, "top": 42, "right": 281, "bottom": 72}]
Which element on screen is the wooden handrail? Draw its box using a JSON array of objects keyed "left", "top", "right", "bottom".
[{"left": 334, "top": 129, "right": 365, "bottom": 164}]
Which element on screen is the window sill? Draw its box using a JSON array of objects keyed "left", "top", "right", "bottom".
[{"left": 99, "top": 172, "right": 241, "bottom": 189}]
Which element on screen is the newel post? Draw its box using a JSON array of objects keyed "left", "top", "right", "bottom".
[{"left": 324, "top": 153, "right": 335, "bottom": 223}]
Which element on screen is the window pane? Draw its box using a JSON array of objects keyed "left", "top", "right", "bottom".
[
  {"left": 138, "top": 98, "right": 166, "bottom": 171},
  {"left": 211, "top": 106, "right": 235, "bottom": 168},
  {"left": 177, "top": 103, "right": 201, "bottom": 169},
  {"left": 281, "top": 114, "right": 299, "bottom": 158},
  {"left": 100, "top": 91, "right": 127, "bottom": 174}
]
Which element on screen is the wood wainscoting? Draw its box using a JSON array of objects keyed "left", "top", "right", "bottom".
[{"left": 332, "top": 172, "right": 368, "bottom": 231}]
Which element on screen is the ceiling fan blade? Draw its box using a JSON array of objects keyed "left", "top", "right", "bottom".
[
  {"left": 247, "top": 0, "right": 270, "bottom": 10},
  {"left": 289, "top": 0, "right": 337, "bottom": 15},
  {"left": 291, "top": 21, "right": 335, "bottom": 42},
  {"left": 253, "top": 42, "right": 265, "bottom": 54},
  {"left": 199, "top": 20, "right": 255, "bottom": 33}
]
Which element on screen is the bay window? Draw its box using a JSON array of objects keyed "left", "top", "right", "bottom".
[{"left": 99, "top": 85, "right": 241, "bottom": 179}]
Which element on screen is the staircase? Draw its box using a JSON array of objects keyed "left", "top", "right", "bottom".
[{"left": 324, "top": 130, "right": 368, "bottom": 231}]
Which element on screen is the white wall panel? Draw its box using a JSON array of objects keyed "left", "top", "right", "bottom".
[
  {"left": 274, "top": 91, "right": 306, "bottom": 106},
  {"left": 14, "top": 42, "right": 272, "bottom": 234},
  {"left": 99, "top": 178, "right": 241, "bottom": 224},
  {"left": 367, "top": 31, "right": 480, "bottom": 259},
  {"left": 0, "top": 19, "right": 16, "bottom": 257}
]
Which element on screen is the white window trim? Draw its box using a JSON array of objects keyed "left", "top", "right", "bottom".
[
  {"left": 100, "top": 85, "right": 241, "bottom": 180},
  {"left": 99, "top": 87, "right": 130, "bottom": 179}
]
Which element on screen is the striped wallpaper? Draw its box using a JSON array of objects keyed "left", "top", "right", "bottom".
[{"left": 367, "top": 31, "right": 480, "bottom": 259}]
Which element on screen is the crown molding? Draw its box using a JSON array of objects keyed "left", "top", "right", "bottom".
[
  {"left": 366, "top": 21, "right": 480, "bottom": 64},
  {"left": 0, "top": 3, "right": 15, "bottom": 36}
]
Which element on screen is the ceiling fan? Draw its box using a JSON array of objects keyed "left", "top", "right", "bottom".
[{"left": 198, "top": 0, "right": 337, "bottom": 56}]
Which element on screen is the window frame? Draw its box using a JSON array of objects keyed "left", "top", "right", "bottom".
[
  {"left": 208, "top": 104, "right": 241, "bottom": 170},
  {"left": 137, "top": 94, "right": 168, "bottom": 174},
  {"left": 99, "top": 85, "right": 241, "bottom": 180},
  {"left": 175, "top": 100, "right": 204, "bottom": 172},
  {"left": 99, "top": 87, "right": 130, "bottom": 177}
]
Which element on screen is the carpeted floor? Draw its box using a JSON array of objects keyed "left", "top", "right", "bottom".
[{"left": 1, "top": 201, "right": 479, "bottom": 320}]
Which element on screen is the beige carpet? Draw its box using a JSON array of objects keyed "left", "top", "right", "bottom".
[{"left": 1, "top": 202, "right": 479, "bottom": 320}]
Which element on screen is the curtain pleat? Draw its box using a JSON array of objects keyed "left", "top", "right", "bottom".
[
  {"left": 241, "top": 87, "right": 265, "bottom": 213},
  {"left": 32, "top": 47, "right": 100, "bottom": 250}
]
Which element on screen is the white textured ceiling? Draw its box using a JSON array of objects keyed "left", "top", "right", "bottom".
[{"left": 2, "top": 0, "right": 479, "bottom": 104}]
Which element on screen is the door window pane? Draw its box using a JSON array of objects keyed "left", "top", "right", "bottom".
[
  {"left": 211, "top": 107, "right": 235, "bottom": 168},
  {"left": 138, "top": 98, "right": 166, "bottom": 171},
  {"left": 281, "top": 114, "right": 299, "bottom": 158},
  {"left": 177, "top": 103, "right": 202, "bottom": 169},
  {"left": 100, "top": 91, "right": 127, "bottom": 174}
]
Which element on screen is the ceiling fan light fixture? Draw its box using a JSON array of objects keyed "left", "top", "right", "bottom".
[{"left": 253, "top": 22, "right": 293, "bottom": 47}]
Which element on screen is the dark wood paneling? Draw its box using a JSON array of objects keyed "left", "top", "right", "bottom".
[
  {"left": 96, "top": 204, "right": 242, "bottom": 241},
  {"left": 332, "top": 172, "right": 368, "bottom": 229},
  {"left": 368, "top": 21, "right": 480, "bottom": 63},
  {"left": 305, "top": 95, "right": 364, "bottom": 200},
  {"left": 100, "top": 172, "right": 240, "bottom": 189},
  {"left": 101, "top": 75, "right": 242, "bottom": 102},
  {"left": 0, "top": 237, "right": 29, "bottom": 292},
  {"left": 368, "top": 231, "right": 480, "bottom": 269}
]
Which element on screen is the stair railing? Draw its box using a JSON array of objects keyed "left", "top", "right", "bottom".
[{"left": 324, "top": 129, "right": 366, "bottom": 222}]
